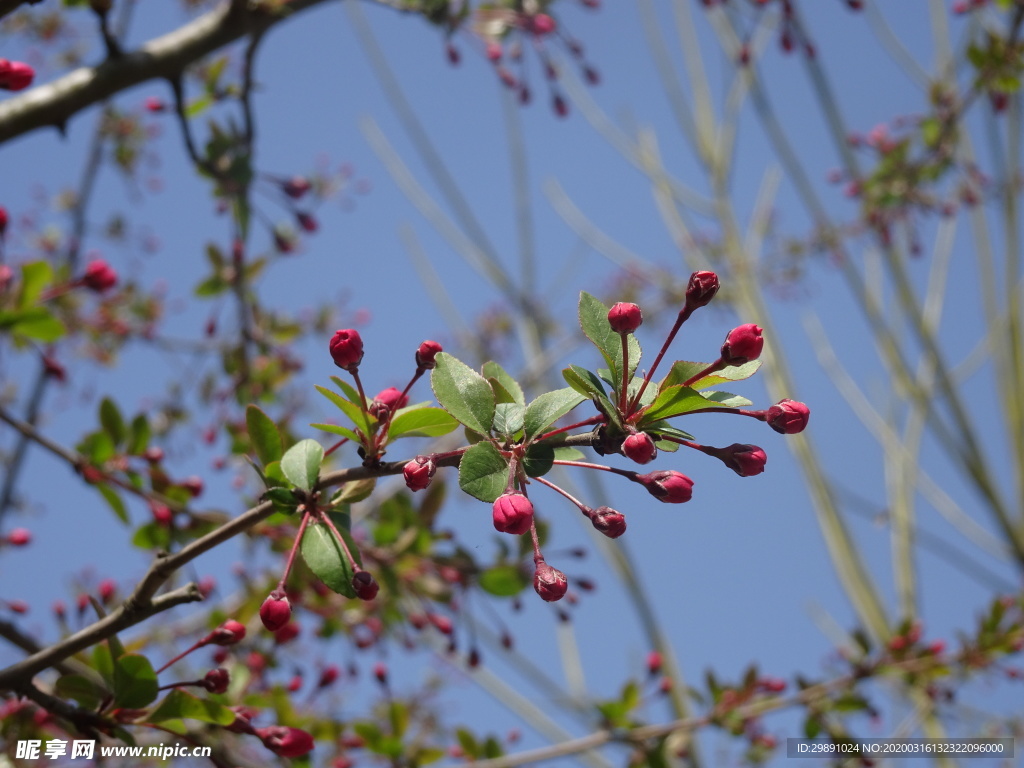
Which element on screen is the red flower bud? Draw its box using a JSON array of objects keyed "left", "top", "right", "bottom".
[
  {"left": 203, "top": 668, "right": 230, "bottom": 694},
  {"left": 622, "top": 431, "right": 657, "bottom": 464},
  {"left": 143, "top": 446, "right": 164, "bottom": 463},
  {"left": 403, "top": 457, "right": 435, "bottom": 491},
  {"left": 329, "top": 329, "right": 364, "bottom": 371},
  {"left": 766, "top": 399, "right": 810, "bottom": 434},
  {"left": 416, "top": 339, "right": 443, "bottom": 369},
  {"left": 684, "top": 270, "right": 720, "bottom": 311},
  {"left": 428, "top": 612, "right": 453, "bottom": 635},
  {"left": 260, "top": 593, "right": 291, "bottom": 632},
  {"left": 373, "top": 662, "right": 388, "bottom": 685},
  {"left": 181, "top": 475, "right": 204, "bottom": 497},
  {"left": 151, "top": 502, "right": 173, "bottom": 527},
  {"left": 590, "top": 506, "right": 626, "bottom": 538},
  {"left": 607, "top": 302, "right": 643, "bottom": 334},
  {"left": 296, "top": 212, "right": 318, "bottom": 233},
  {"left": 526, "top": 13, "right": 556, "bottom": 35},
  {"left": 0, "top": 206, "right": 8, "bottom": 237},
  {"left": 43, "top": 355, "right": 67, "bottom": 382},
  {"left": 282, "top": 176, "right": 311, "bottom": 199},
  {"left": 144, "top": 96, "right": 165, "bottom": 113},
  {"left": 209, "top": 619, "right": 246, "bottom": 646},
  {"left": 636, "top": 470, "right": 694, "bottom": 503},
  {"left": 98, "top": 579, "right": 116, "bottom": 603},
  {"left": 81, "top": 259, "right": 118, "bottom": 293},
  {"left": 533, "top": 561, "right": 568, "bottom": 602},
  {"left": 719, "top": 443, "right": 767, "bottom": 477},
  {"left": 369, "top": 386, "right": 408, "bottom": 418},
  {"left": 492, "top": 492, "right": 534, "bottom": 535},
  {"left": 0, "top": 59, "right": 34, "bottom": 91},
  {"left": 351, "top": 571, "right": 379, "bottom": 601},
  {"left": 256, "top": 726, "right": 315, "bottom": 758},
  {"left": 7, "top": 600, "right": 28, "bottom": 614},
  {"left": 318, "top": 665, "right": 340, "bottom": 688},
  {"left": 720, "top": 323, "right": 763, "bottom": 365},
  {"left": 274, "top": 621, "right": 300, "bottom": 644},
  {"left": 6, "top": 528, "right": 31, "bottom": 546}
]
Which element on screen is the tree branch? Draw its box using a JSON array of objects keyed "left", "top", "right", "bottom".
[{"left": 0, "top": 0, "right": 333, "bottom": 145}]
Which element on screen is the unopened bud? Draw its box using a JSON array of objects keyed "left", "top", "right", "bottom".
[
  {"left": 720, "top": 323, "right": 763, "bottom": 366},
  {"left": 635, "top": 470, "right": 694, "bottom": 503},
  {"left": 416, "top": 340, "right": 443, "bottom": 369},
  {"left": 351, "top": 571, "right": 379, "bottom": 601},
  {"left": 259, "top": 593, "right": 291, "bottom": 632},
  {"left": 403, "top": 457, "right": 435, "bottom": 491},
  {"left": 203, "top": 668, "right": 230, "bottom": 694},
  {"left": 590, "top": 506, "right": 626, "bottom": 538},
  {"left": 622, "top": 431, "right": 657, "bottom": 465},
  {"left": 684, "top": 270, "right": 720, "bottom": 311},
  {"left": 492, "top": 492, "right": 534, "bottom": 535},
  {"left": 533, "top": 561, "right": 568, "bottom": 602},
  {"left": 329, "top": 329, "right": 364, "bottom": 371},
  {"left": 209, "top": 619, "right": 246, "bottom": 646},
  {"left": 256, "top": 726, "right": 314, "bottom": 758},
  {"left": 607, "top": 302, "right": 642, "bottom": 334},
  {"left": 765, "top": 399, "right": 810, "bottom": 434}
]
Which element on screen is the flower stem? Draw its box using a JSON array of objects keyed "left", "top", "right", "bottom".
[
  {"left": 681, "top": 358, "right": 726, "bottom": 388},
  {"left": 277, "top": 509, "right": 314, "bottom": 591},
  {"left": 534, "top": 475, "right": 587, "bottom": 512},
  {"left": 628, "top": 307, "right": 693, "bottom": 414},
  {"left": 536, "top": 415, "right": 605, "bottom": 442},
  {"left": 316, "top": 507, "right": 360, "bottom": 573},
  {"left": 619, "top": 333, "right": 630, "bottom": 413}
]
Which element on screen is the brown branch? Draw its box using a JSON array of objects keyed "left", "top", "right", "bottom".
[
  {"left": 0, "top": 0, "right": 41, "bottom": 24},
  {"left": 0, "top": 0, "right": 334, "bottom": 145}
]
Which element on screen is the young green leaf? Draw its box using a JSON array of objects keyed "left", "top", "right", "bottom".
[
  {"left": 482, "top": 361, "right": 525, "bottom": 407},
  {"left": 280, "top": 439, "right": 324, "bottom": 492},
  {"left": 478, "top": 565, "right": 529, "bottom": 597},
  {"left": 300, "top": 512, "right": 361, "bottom": 598},
  {"left": 112, "top": 654, "right": 159, "bottom": 709},
  {"left": 578, "top": 291, "right": 641, "bottom": 385},
  {"left": 492, "top": 402, "right": 525, "bottom": 438},
  {"left": 523, "top": 443, "right": 555, "bottom": 477},
  {"left": 54, "top": 674, "right": 106, "bottom": 711},
  {"left": 148, "top": 689, "right": 236, "bottom": 726},
  {"left": 310, "top": 422, "right": 362, "bottom": 442},
  {"left": 661, "top": 359, "right": 762, "bottom": 391},
  {"left": 700, "top": 391, "right": 751, "bottom": 408},
  {"left": 388, "top": 407, "right": 459, "bottom": 439},
  {"left": 245, "top": 405, "right": 282, "bottom": 465},
  {"left": 127, "top": 414, "right": 151, "bottom": 456},
  {"left": 99, "top": 397, "right": 125, "bottom": 446},
  {"left": 524, "top": 388, "right": 585, "bottom": 441},
  {"left": 640, "top": 384, "right": 710, "bottom": 423},
  {"left": 458, "top": 442, "right": 509, "bottom": 503},
  {"left": 315, "top": 385, "right": 374, "bottom": 440},
  {"left": 431, "top": 353, "right": 496, "bottom": 435}
]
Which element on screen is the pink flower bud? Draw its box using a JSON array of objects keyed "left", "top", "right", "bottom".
[
  {"left": 7, "top": 600, "right": 28, "bottom": 614},
  {"left": 98, "top": 579, "right": 116, "bottom": 603},
  {"left": 351, "top": 571, "right": 379, "bottom": 601},
  {"left": 181, "top": 475, "right": 204, "bottom": 497},
  {"left": 151, "top": 501, "right": 173, "bottom": 527},
  {"left": 719, "top": 443, "right": 767, "bottom": 477},
  {"left": 209, "top": 619, "right": 246, "bottom": 646},
  {"left": 533, "top": 561, "right": 568, "bottom": 602},
  {"left": 720, "top": 323, "right": 763, "bottom": 365},
  {"left": 256, "top": 726, "right": 315, "bottom": 758},
  {"left": 416, "top": 339, "right": 443, "bottom": 369},
  {"left": 428, "top": 613, "right": 453, "bottom": 634},
  {"left": 329, "top": 329, "right": 364, "bottom": 371},
  {"left": 0, "top": 206, "right": 8, "bottom": 237},
  {"left": 81, "top": 259, "right": 118, "bottom": 292},
  {"left": 144, "top": 96, "right": 165, "bottom": 113},
  {"left": 590, "top": 506, "right": 626, "bottom": 538},
  {"left": 6, "top": 528, "right": 31, "bottom": 546},
  {"left": 685, "top": 270, "right": 720, "bottom": 311},
  {"left": 0, "top": 59, "right": 34, "bottom": 91},
  {"left": 647, "top": 651, "right": 662, "bottom": 676},
  {"left": 766, "top": 399, "right": 810, "bottom": 434},
  {"left": 526, "top": 13, "right": 556, "bottom": 36},
  {"left": 636, "top": 470, "right": 694, "bottom": 503},
  {"left": 369, "top": 386, "right": 408, "bottom": 418},
  {"left": 622, "top": 432, "right": 657, "bottom": 464},
  {"left": 203, "top": 668, "right": 230, "bottom": 694},
  {"left": 403, "top": 457, "right": 435, "bottom": 491},
  {"left": 143, "top": 446, "right": 164, "bottom": 463},
  {"left": 607, "top": 302, "right": 642, "bottom": 334},
  {"left": 492, "top": 492, "right": 534, "bottom": 535},
  {"left": 282, "top": 176, "right": 311, "bottom": 199},
  {"left": 260, "top": 593, "right": 291, "bottom": 632},
  {"left": 373, "top": 662, "right": 388, "bottom": 685}
]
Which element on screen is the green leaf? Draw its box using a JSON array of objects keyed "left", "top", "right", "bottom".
[
  {"left": 245, "top": 405, "right": 282, "bottom": 465},
  {"left": 645, "top": 420, "right": 695, "bottom": 443},
  {"left": 578, "top": 291, "right": 641, "bottom": 386},
  {"left": 700, "top": 391, "right": 751, "bottom": 408},
  {"left": 431, "top": 353, "right": 496, "bottom": 434},
  {"left": 132, "top": 522, "right": 171, "bottom": 550},
  {"left": 562, "top": 365, "right": 620, "bottom": 429},
  {"left": 194, "top": 275, "right": 227, "bottom": 297},
  {"left": 9, "top": 309, "right": 65, "bottom": 342},
  {"left": 458, "top": 442, "right": 509, "bottom": 503},
  {"left": 281, "top": 439, "right": 324, "bottom": 492},
  {"left": 332, "top": 478, "right": 376, "bottom": 504},
  {"left": 552, "top": 446, "right": 585, "bottom": 461},
  {"left": 523, "top": 443, "right": 555, "bottom": 478},
  {"left": 310, "top": 422, "right": 362, "bottom": 442},
  {"left": 478, "top": 565, "right": 528, "bottom": 597},
  {"left": 127, "top": 415, "right": 151, "bottom": 456},
  {"left": 640, "top": 384, "right": 709, "bottom": 422},
  {"left": 99, "top": 397, "right": 125, "bottom": 446},
  {"left": 18, "top": 261, "right": 54, "bottom": 308},
  {"left": 112, "top": 654, "right": 158, "bottom": 709},
  {"left": 524, "top": 388, "right": 585, "bottom": 441},
  {"left": 661, "top": 359, "right": 761, "bottom": 391},
  {"left": 316, "top": 384, "right": 374, "bottom": 440},
  {"left": 482, "top": 361, "right": 525, "bottom": 407},
  {"left": 388, "top": 407, "right": 459, "bottom": 439},
  {"left": 300, "top": 511, "right": 361, "bottom": 598},
  {"left": 55, "top": 674, "right": 106, "bottom": 710},
  {"left": 492, "top": 403, "right": 525, "bottom": 438},
  {"left": 93, "top": 644, "right": 115, "bottom": 688},
  {"left": 78, "top": 431, "right": 116, "bottom": 464},
  {"left": 148, "top": 689, "right": 236, "bottom": 725},
  {"left": 97, "top": 484, "right": 129, "bottom": 525}
]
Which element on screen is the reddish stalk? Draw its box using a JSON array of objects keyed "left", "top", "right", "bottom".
[
  {"left": 618, "top": 333, "right": 630, "bottom": 413},
  {"left": 627, "top": 307, "right": 694, "bottom": 414},
  {"left": 316, "top": 507, "right": 361, "bottom": 573},
  {"left": 681, "top": 358, "right": 726, "bottom": 388},
  {"left": 277, "top": 510, "right": 314, "bottom": 591},
  {"left": 536, "top": 415, "right": 605, "bottom": 442}
]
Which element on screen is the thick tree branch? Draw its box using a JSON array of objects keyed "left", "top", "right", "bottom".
[{"left": 0, "top": 0, "right": 333, "bottom": 145}]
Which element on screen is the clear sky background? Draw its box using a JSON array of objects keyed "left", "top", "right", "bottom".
[{"left": 1, "top": 1, "right": 1021, "bottom": 765}]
